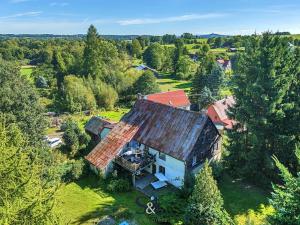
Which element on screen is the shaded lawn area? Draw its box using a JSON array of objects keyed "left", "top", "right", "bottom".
[
  {"left": 56, "top": 175, "right": 157, "bottom": 225},
  {"left": 157, "top": 74, "right": 192, "bottom": 92},
  {"left": 218, "top": 174, "right": 270, "bottom": 216}
]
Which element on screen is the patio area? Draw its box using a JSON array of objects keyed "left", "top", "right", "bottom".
[{"left": 135, "top": 172, "right": 178, "bottom": 197}]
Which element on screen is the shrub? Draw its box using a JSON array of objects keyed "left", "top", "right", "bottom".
[
  {"left": 63, "top": 75, "right": 96, "bottom": 112},
  {"left": 107, "top": 178, "right": 131, "bottom": 193},
  {"left": 35, "top": 76, "right": 48, "bottom": 88},
  {"left": 60, "top": 159, "right": 86, "bottom": 182},
  {"left": 211, "top": 160, "right": 225, "bottom": 181},
  {"left": 86, "top": 77, "right": 118, "bottom": 110},
  {"left": 179, "top": 173, "right": 195, "bottom": 198},
  {"left": 62, "top": 119, "right": 90, "bottom": 157},
  {"left": 152, "top": 193, "right": 186, "bottom": 224},
  {"left": 113, "top": 207, "right": 134, "bottom": 220}
]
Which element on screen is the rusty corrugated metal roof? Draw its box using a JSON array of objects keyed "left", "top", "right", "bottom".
[
  {"left": 85, "top": 117, "right": 116, "bottom": 135},
  {"left": 86, "top": 100, "right": 210, "bottom": 169}
]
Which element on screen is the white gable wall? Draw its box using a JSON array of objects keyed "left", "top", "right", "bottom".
[{"left": 146, "top": 147, "right": 186, "bottom": 188}]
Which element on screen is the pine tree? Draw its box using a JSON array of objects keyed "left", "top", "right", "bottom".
[
  {"left": 0, "top": 123, "right": 60, "bottom": 225},
  {"left": 0, "top": 60, "right": 46, "bottom": 145},
  {"left": 185, "top": 161, "right": 233, "bottom": 225},
  {"left": 190, "top": 66, "right": 209, "bottom": 105},
  {"left": 268, "top": 156, "right": 300, "bottom": 224},
  {"left": 227, "top": 33, "right": 300, "bottom": 185},
  {"left": 198, "top": 86, "right": 215, "bottom": 109},
  {"left": 208, "top": 64, "right": 225, "bottom": 97},
  {"left": 132, "top": 39, "right": 142, "bottom": 58},
  {"left": 83, "top": 25, "right": 99, "bottom": 78}
]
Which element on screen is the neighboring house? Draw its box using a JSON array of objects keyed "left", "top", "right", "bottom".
[
  {"left": 85, "top": 117, "right": 116, "bottom": 143},
  {"left": 216, "top": 59, "right": 232, "bottom": 72},
  {"left": 144, "top": 90, "right": 191, "bottom": 110},
  {"left": 206, "top": 96, "right": 236, "bottom": 130},
  {"left": 85, "top": 99, "right": 221, "bottom": 189},
  {"left": 135, "top": 64, "right": 158, "bottom": 76}
]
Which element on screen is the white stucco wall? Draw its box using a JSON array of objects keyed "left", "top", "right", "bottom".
[{"left": 148, "top": 148, "right": 186, "bottom": 188}]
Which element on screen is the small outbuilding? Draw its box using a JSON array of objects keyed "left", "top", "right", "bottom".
[{"left": 85, "top": 117, "right": 116, "bottom": 143}]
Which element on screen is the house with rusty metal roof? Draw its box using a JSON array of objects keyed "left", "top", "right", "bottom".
[
  {"left": 85, "top": 99, "right": 220, "bottom": 190},
  {"left": 144, "top": 90, "right": 191, "bottom": 110},
  {"left": 85, "top": 116, "right": 116, "bottom": 143}
]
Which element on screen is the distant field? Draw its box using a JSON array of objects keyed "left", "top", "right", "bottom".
[
  {"left": 291, "top": 34, "right": 300, "bottom": 39},
  {"left": 157, "top": 74, "right": 191, "bottom": 92}
]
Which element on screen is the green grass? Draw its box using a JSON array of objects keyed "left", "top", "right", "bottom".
[
  {"left": 96, "top": 108, "right": 130, "bottom": 122},
  {"left": 20, "top": 67, "right": 34, "bottom": 83},
  {"left": 157, "top": 74, "right": 192, "bottom": 92},
  {"left": 219, "top": 174, "right": 270, "bottom": 217},
  {"left": 291, "top": 34, "right": 300, "bottom": 40},
  {"left": 55, "top": 176, "right": 157, "bottom": 225},
  {"left": 55, "top": 172, "right": 271, "bottom": 225}
]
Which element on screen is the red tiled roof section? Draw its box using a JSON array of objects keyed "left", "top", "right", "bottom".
[
  {"left": 145, "top": 90, "right": 191, "bottom": 108},
  {"left": 85, "top": 118, "right": 142, "bottom": 169},
  {"left": 210, "top": 96, "right": 236, "bottom": 129},
  {"left": 86, "top": 99, "right": 210, "bottom": 169}
]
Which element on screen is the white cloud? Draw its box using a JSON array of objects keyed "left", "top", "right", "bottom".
[
  {"left": 117, "top": 13, "right": 227, "bottom": 26},
  {"left": 50, "top": 2, "right": 69, "bottom": 7},
  {"left": 0, "top": 11, "right": 42, "bottom": 20}
]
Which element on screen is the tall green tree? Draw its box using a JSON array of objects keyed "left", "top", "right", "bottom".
[
  {"left": 227, "top": 33, "right": 300, "bottom": 185},
  {"left": 52, "top": 49, "right": 66, "bottom": 88},
  {"left": 132, "top": 39, "right": 142, "bottom": 58},
  {"left": 0, "top": 123, "right": 60, "bottom": 225},
  {"left": 63, "top": 75, "right": 96, "bottom": 112},
  {"left": 268, "top": 156, "right": 300, "bottom": 225},
  {"left": 208, "top": 64, "right": 225, "bottom": 97},
  {"left": 0, "top": 60, "right": 46, "bottom": 144},
  {"left": 143, "top": 43, "right": 164, "bottom": 70},
  {"left": 134, "top": 70, "right": 160, "bottom": 95},
  {"left": 185, "top": 162, "right": 233, "bottom": 225},
  {"left": 83, "top": 25, "right": 99, "bottom": 78}
]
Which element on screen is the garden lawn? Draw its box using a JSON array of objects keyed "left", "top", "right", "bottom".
[
  {"left": 157, "top": 74, "right": 191, "bottom": 92},
  {"left": 55, "top": 176, "right": 157, "bottom": 225},
  {"left": 218, "top": 174, "right": 271, "bottom": 223}
]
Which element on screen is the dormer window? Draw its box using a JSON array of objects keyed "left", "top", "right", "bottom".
[{"left": 192, "top": 155, "right": 197, "bottom": 166}]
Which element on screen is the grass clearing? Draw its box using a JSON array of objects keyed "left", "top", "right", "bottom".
[
  {"left": 20, "top": 67, "right": 34, "bottom": 83},
  {"left": 219, "top": 174, "right": 271, "bottom": 224},
  {"left": 55, "top": 176, "right": 157, "bottom": 225},
  {"left": 157, "top": 74, "right": 192, "bottom": 92}
]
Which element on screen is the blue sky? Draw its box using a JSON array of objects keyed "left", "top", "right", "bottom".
[{"left": 0, "top": 0, "right": 300, "bottom": 35}]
